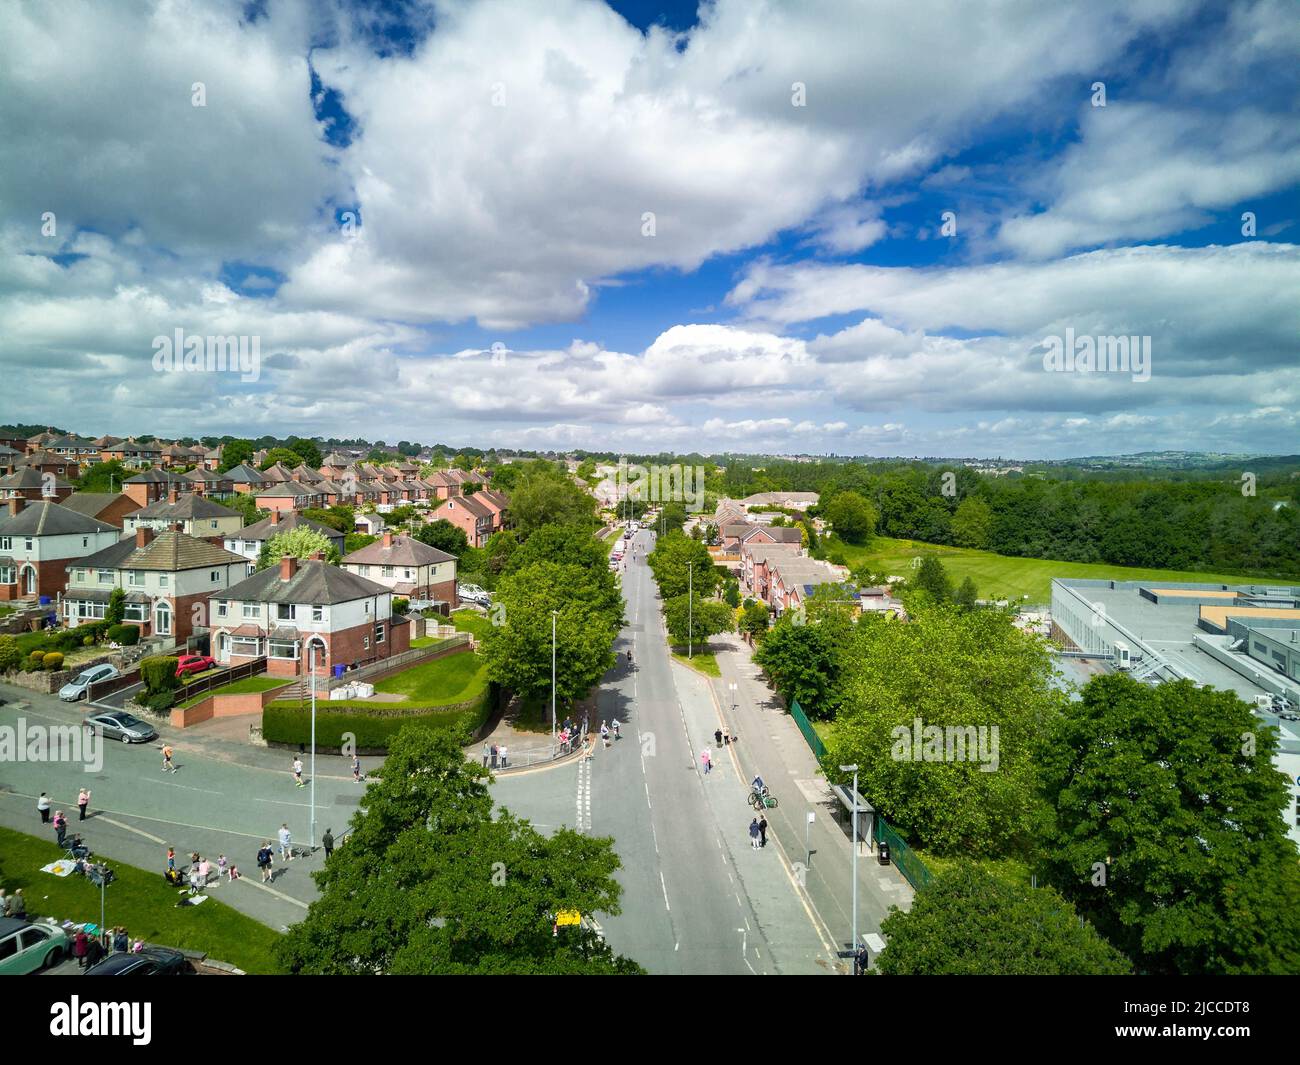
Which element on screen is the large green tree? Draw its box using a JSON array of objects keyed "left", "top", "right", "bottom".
[
  {"left": 287, "top": 437, "right": 323, "bottom": 469},
  {"left": 646, "top": 532, "right": 718, "bottom": 601},
  {"left": 259, "top": 447, "right": 303, "bottom": 470},
  {"left": 415, "top": 518, "right": 471, "bottom": 558},
  {"left": 508, "top": 464, "right": 597, "bottom": 538},
  {"left": 823, "top": 490, "right": 876, "bottom": 545},
  {"left": 277, "top": 727, "right": 640, "bottom": 974},
  {"left": 218, "top": 438, "right": 255, "bottom": 473},
  {"left": 753, "top": 590, "right": 856, "bottom": 719},
  {"left": 951, "top": 496, "right": 993, "bottom": 549},
  {"left": 1038, "top": 675, "right": 1300, "bottom": 975},
  {"left": 76, "top": 459, "right": 129, "bottom": 494},
  {"left": 663, "top": 594, "right": 733, "bottom": 648},
  {"left": 257, "top": 526, "right": 339, "bottom": 569},
  {"left": 828, "top": 604, "right": 1062, "bottom": 856},
  {"left": 876, "top": 862, "right": 1130, "bottom": 975}
]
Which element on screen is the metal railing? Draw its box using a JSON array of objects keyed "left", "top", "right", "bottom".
[
  {"left": 789, "top": 700, "right": 827, "bottom": 760},
  {"left": 876, "top": 816, "right": 933, "bottom": 892}
]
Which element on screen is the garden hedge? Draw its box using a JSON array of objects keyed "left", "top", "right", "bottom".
[
  {"left": 107, "top": 623, "right": 141, "bottom": 646},
  {"left": 262, "top": 684, "right": 494, "bottom": 751}
]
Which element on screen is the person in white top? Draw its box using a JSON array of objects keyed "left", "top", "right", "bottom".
[{"left": 278, "top": 824, "right": 293, "bottom": 862}]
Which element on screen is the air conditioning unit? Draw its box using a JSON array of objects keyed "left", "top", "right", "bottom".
[{"left": 1113, "top": 640, "right": 1132, "bottom": 669}]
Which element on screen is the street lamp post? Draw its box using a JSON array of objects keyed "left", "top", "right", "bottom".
[
  {"left": 309, "top": 644, "right": 318, "bottom": 849},
  {"left": 729, "top": 682, "right": 737, "bottom": 714},
  {"left": 840, "top": 763, "right": 860, "bottom": 964},
  {"left": 551, "top": 609, "right": 559, "bottom": 749},
  {"left": 687, "top": 561, "right": 693, "bottom": 659}
]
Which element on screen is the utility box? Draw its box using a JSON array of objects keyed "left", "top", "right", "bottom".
[{"left": 1113, "top": 640, "right": 1131, "bottom": 669}]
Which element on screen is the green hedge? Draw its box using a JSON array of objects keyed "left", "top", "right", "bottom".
[
  {"left": 107, "top": 623, "right": 141, "bottom": 645},
  {"left": 262, "top": 685, "right": 493, "bottom": 750},
  {"left": 140, "top": 655, "right": 179, "bottom": 693}
]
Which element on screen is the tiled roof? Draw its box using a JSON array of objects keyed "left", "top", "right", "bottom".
[
  {"left": 341, "top": 534, "right": 455, "bottom": 567},
  {"left": 60, "top": 492, "right": 137, "bottom": 520},
  {"left": 123, "top": 530, "right": 248, "bottom": 572},
  {"left": 0, "top": 468, "right": 73, "bottom": 491},
  {"left": 220, "top": 558, "right": 392, "bottom": 606},
  {"left": 237, "top": 512, "right": 345, "bottom": 542},
  {"left": 131, "top": 495, "right": 240, "bottom": 520},
  {"left": 0, "top": 501, "right": 117, "bottom": 536}
]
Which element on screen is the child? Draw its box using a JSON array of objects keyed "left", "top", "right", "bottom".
[
  {"left": 228, "top": 865, "right": 241, "bottom": 882},
  {"left": 216, "top": 854, "right": 228, "bottom": 882},
  {"left": 166, "top": 846, "right": 176, "bottom": 872}
]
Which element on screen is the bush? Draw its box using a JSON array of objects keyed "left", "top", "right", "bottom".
[
  {"left": 145, "top": 690, "right": 176, "bottom": 713},
  {"left": 107, "top": 624, "right": 141, "bottom": 646},
  {"left": 140, "top": 655, "right": 180, "bottom": 694},
  {"left": 393, "top": 597, "right": 410, "bottom": 615},
  {"left": 83, "top": 636, "right": 95, "bottom": 646},
  {"left": 0, "top": 635, "right": 20, "bottom": 673},
  {"left": 262, "top": 691, "right": 492, "bottom": 751},
  {"left": 42, "top": 652, "right": 64, "bottom": 671},
  {"left": 28, "top": 649, "right": 45, "bottom": 664}
]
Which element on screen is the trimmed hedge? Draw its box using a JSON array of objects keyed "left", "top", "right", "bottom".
[
  {"left": 42, "top": 652, "right": 64, "bottom": 671},
  {"left": 107, "top": 623, "right": 141, "bottom": 646},
  {"left": 140, "top": 655, "right": 180, "bottom": 694},
  {"left": 262, "top": 685, "right": 494, "bottom": 751},
  {"left": 145, "top": 690, "right": 177, "bottom": 713}
]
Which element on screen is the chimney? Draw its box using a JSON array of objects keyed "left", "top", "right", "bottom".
[
  {"left": 382, "top": 531, "right": 393, "bottom": 548},
  {"left": 309, "top": 551, "right": 323, "bottom": 561},
  {"left": 135, "top": 526, "right": 154, "bottom": 548},
  {"left": 169, "top": 522, "right": 182, "bottom": 533},
  {"left": 270, "top": 510, "right": 280, "bottom": 526},
  {"left": 167, "top": 488, "right": 178, "bottom": 504},
  {"left": 280, "top": 555, "right": 298, "bottom": 581},
  {"left": 7, "top": 496, "right": 23, "bottom": 517}
]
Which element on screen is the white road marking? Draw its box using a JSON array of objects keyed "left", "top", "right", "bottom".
[{"left": 660, "top": 870, "right": 671, "bottom": 911}]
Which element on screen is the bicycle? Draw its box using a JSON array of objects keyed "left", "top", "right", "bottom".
[{"left": 748, "top": 790, "right": 778, "bottom": 810}]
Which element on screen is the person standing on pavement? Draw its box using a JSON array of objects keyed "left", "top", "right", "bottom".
[
  {"left": 714, "top": 727, "right": 723, "bottom": 747},
  {"left": 9, "top": 889, "right": 24, "bottom": 922},
  {"left": 701, "top": 747, "right": 712, "bottom": 774},
  {"left": 482, "top": 743, "right": 490, "bottom": 767},
  {"left": 322, "top": 828, "right": 334, "bottom": 859},
  {"left": 278, "top": 824, "right": 293, "bottom": 862},
  {"left": 758, "top": 815, "right": 768, "bottom": 848},
  {"left": 749, "top": 818, "right": 761, "bottom": 850},
  {"left": 166, "top": 846, "right": 176, "bottom": 873},
  {"left": 257, "top": 842, "right": 274, "bottom": 882},
  {"left": 77, "top": 788, "right": 91, "bottom": 821},
  {"left": 352, "top": 754, "right": 362, "bottom": 783},
  {"left": 500, "top": 744, "right": 509, "bottom": 768},
  {"left": 37, "top": 792, "right": 50, "bottom": 823},
  {"left": 73, "top": 929, "right": 89, "bottom": 968},
  {"left": 490, "top": 743, "right": 498, "bottom": 769},
  {"left": 854, "top": 944, "right": 870, "bottom": 975},
  {"left": 53, "top": 810, "right": 67, "bottom": 848}
]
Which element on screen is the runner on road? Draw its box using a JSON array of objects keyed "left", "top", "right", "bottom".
[
  {"left": 292, "top": 757, "right": 305, "bottom": 788},
  {"left": 162, "top": 744, "right": 175, "bottom": 772}
]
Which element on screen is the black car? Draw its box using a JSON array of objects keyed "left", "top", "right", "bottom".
[{"left": 84, "top": 946, "right": 188, "bottom": 976}]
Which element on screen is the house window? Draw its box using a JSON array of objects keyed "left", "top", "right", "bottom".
[
  {"left": 0, "top": 566, "right": 12, "bottom": 584},
  {"left": 277, "top": 603, "right": 293, "bottom": 620},
  {"left": 216, "top": 601, "right": 228, "bottom": 618},
  {"left": 404, "top": 568, "right": 414, "bottom": 579},
  {"left": 364, "top": 600, "right": 371, "bottom": 615},
  {"left": 75, "top": 569, "right": 86, "bottom": 582},
  {"left": 0, "top": 537, "right": 8, "bottom": 551},
  {"left": 376, "top": 624, "right": 385, "bottom": 644},
  {"left": 82, "top": 537, "right": 89, "bottom": 548},
  {"left": 363, "top": 636, "right": 370, "bottom": 650},
  {"left": 124, "top": 603, "right": 146, "bottom": 622},
  {"left": 210, "top": 520, "right": 218, "bottom": 529},
  {"left": 24, "top": 537, "right": 33, "bottom": 552},
  {"left": 127, "top": 571, "right": 142, "bottom": 587},
  {"left": 98, "top": 570, "right": 112, "bottom": 584},
  {"left": 231, "top": 636, "right": 262, "bottom": 656},
  {"left": 242, "top": 603, "right": 259, "bottom": 619},
  {"left": 269, "top": 640, "right": 299, "bottom": 660},
  {"left": 312, "top": 605, "right": 323, "bottom": 622},
  {"left": 210, "top": 570, "right": 221, "bottom": 583},
  {"left": 359, "top": 565, "right": 370, "bottom": 576},
  {"left": 159, "top": 575, "right": 168, "bottom": 588}
]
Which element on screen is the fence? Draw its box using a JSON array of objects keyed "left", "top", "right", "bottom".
[
  {"left": 788, "top": 700, "right": 827, "bottom": 760},
  {"left": 173, "top": 658, "right": 269, "bottom": 702},
  {"left": 876, "top": 816, "right": 933, "bottom": 892}
]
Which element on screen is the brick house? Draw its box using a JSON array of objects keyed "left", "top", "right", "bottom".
[
  {"left": 21, "top": 449, "right": 81, "bottom": 480},
  {"left": 122, "top": 468, "right": 190, "bottom": 509},
  {"left": 60, "top": 492, "right": 141, "bottom": 529},
  {"left": 224, "top": 463, "right": 269, "bottom": 495},
  {"left": 224, "top": 510, "right": 346, "bottom": 562},
  {"left": 210, "top": 556, "right": 410, "bottom": 677},
  {"left": 63, "top": 527, "right": 252, "bottom": 642},
  {"left": 0, "top": 499, "right": 122, "bottom": 601},
  {"left": 0, "top": 467, "right": 73, "bottom": 503},
  {"left": 123, "top": 492, "right": 243, "bottom": 540},
  {"left": 429, "top": 494, "right": 494, "bottom": 548},
  {"left": 253, "top": 481, "right": 326, "bottom": 514},
  {"left": 340, "top": 532, "right": 458, "bottom": 606}
]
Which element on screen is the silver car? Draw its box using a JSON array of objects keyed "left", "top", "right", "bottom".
[
  {"left": 82, "top": 710, "right": 158, "bottom": 744},
  {"left": 58, "top": 663, "right": 119, "bottom": 702}
]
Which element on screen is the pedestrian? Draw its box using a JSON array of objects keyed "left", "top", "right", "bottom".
[
  {"left": 292, "top": 757, "right": 305, "bottom": 788},
  {"left": 854, "top": 944, "right": 870, "bottom": 975},
  {"left": 611, "top": 720, "right": 620, "bottom": 741},
  {"left": 85, "top": 933, "right": 105, "bottom": 967},
  {"left": 722, "top": 725, "right": 731, "bottom": 745},
  {"left": 37, "top": 792, "right": 50, "bottom": 823},
  {"left": 229, "top": 865, "right": 241, "bottom": 882},
  {"left": 0, "top": 889, "right": 7, "bottom": 917},
  {"left": 600, "top": 722, "right": 610, "bottom": 748},
  {"left": 759, "top": 815, "right": 768, "bottom": 848},
  {"left": 216, "top": 854, "right": 228, "bottom": 882},
  {"left": 482, "top": 743, "right": 490, "bottom": 767},
  {"left": 322, "top": 828, "right": 334, "bottom": 859},
  {"left": 73, "top": 929, "right": 89, "bottom": 968},
  {"left": 352, "top": 754, "right": 362, "bottom": 782},
  {"left": 700, "top": 747, "right": 712, "bottom": 774},
  {"left": 166, "top": 846, "right": 176, "bottom": 872},
  {"left": 113, "top": 926, "right": 128, "bottom": 953},
  {"left": 9, "top": 889, "right": 24, "bottom": 921},
  {"left": 54, "top": 810, "right": 67, "bottom": 848},
  {"left": 162, "top": 744, "right": 175, "bottom": 772},
  {"left": 77, "top": 787, "right": 90, "bottom": 821},
  {"left": 189, "top": 864, "right": 203, "bottom": 896},
  {"left": 198, "top": 856, "right": 211, "bottom": 885},
  {"left": 257, "top": 842, "right": 274, "bottom": 882},
  {"left": 714, "top": 727, "right": 723, "bottom": 747},
  {"left": 490, "top": 743, "right": 498, "bottom": 769},
  {"left": 278, "top": 824, "right": 293, "bottom": 862},
  {"left": 749, "top": 818, "right": 761, "bottom": 850},
  {"left": 499, "top": 744, "right": 508, "bottom": 768}
]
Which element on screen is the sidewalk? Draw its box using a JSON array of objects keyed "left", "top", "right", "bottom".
[{"left": 704, "top": 633, "right": 913, "bottom": 960}]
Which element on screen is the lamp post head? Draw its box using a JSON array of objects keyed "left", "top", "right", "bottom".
[{"left": 839, "top": 764, "right": 858, "bottom": 773}]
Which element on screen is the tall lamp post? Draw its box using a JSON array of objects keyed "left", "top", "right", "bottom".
[
  {"left": 687, "top": 561, "right": 693, "bottom": 659},
  {"left": 309, "top": 644, "right": 318, "bottom": 849},
  {"left": 840, "top": 763, "right": 860, "bottom": 963},
  {"left": 551, "top": 609, "right": 559, "bottom": 749}
]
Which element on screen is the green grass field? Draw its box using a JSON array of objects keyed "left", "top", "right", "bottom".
[
  {"left": 448, "top": 608, "right": 494, "bottom": 640},
  {"left": 671, "top": 649, "right": 721, "bottom": 677},
  {"left": 827, "top": 535, "right": 1291, "bottom": 606},
  {"left": 268, "top": 649, "right": 488, "bottom": 712},
  {"left": 0, "top": 827, "right": 285, "bottom": 973}
]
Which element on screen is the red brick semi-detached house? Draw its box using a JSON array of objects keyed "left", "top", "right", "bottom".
[
  {"left": 210, "top": 556, "right": 410, "bottom": 677},
  {"left": 0, "top": 498, "right": 121, "bottom": 601},
  {"left": 0, "top": 467, "right": 74, "bottom": 503},
  {"left": 340, "top": 531, "right": 458, "bottom": 607},
  {"left": 430, "top": 493, "right": 494, "bottom": 548},
  {"left": 63, "top": 527, "right": 252, "bottom": 642}
]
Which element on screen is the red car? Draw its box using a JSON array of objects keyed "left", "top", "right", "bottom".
[{"left": 175, "top": 654, "right": 217, "bottom": 678}]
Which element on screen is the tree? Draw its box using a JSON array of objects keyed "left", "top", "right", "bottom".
[
  {"left": 257, "top": 526, "right": 339, "bottom": 570},
  {"left": 479, "top": 561, "right": 622, "bottom": 708},
  {"left": 277, "top": 727, "right": 641, "bottom": 975},
  {"left": 287, "top": 438, "right": 323, "bottom": 469},
  {"left": 911, "top": 556, "right": 952, "bottom": 603},
  {"left": 484, "top": 530, "right": 519, "bottom": 576},
  {"left": 657, "top": 501, "right": 687, "bottom": 536},
  {"left": 1038, "top": 675, "right": 1300, "bottom": 975},
  {"left": 259, "top": 447, "right": 302, "bottom": 471},
  {"left": 951, "top": 496, "right": 993, "bottom": 549},
  {"left": 663, "top": 595, "right": 734, "bottom": 648},
  {"left": 301, "top": 507, "right": 351, "bottom": 533},
  {"left": 76, "top": 459, "right": 129, "bottom": 494},
  {"left": 646, "top": 532, "right": 718, "bottom": 601},
  {"left": 105, "top": 588, "right": 126, "bottom": 627},
  {"left": 739, "top": 600, "right": 771, "bottom": 640},
  {"left": 752, "top": 586, "right": 856, "bottom": 718},
  {"left": 0, "top": 636, "right": 21, "bottom": 674},
  {"left": 345, "top": 532, "right": 377, "bottom": 554},
  {"left": 876, "top": 862, "right": 1130, "bottom": 975},
  {"left": 218, "top": 439, "right": 255, "bottom": 473},
  {"left": 953, "top": 576, "right": 979, "bottom": 611},
  {"left": 827, "top": 603, "right": 1063, "bottom": 856},
  {"left": 223, "top": 492, "right": 266, "bottom": 527},
  {"left": 509, "top": 467, "right": 597, "bottom": 538},
  {"left": 415, "top": 519, "right": 470, "bottom": 558},
  {"left": 824, "top": 490, "right": 876, "bottom": 545}
]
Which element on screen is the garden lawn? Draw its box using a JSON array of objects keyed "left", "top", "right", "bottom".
[
  {"left": 671, "top": 649, "right": 721, "bottom": 677},
  {"left": 448, "top": 609, "right": 493, "bottom": 641},
  {"left": 266, "top": 650, "right": 489, "bottom": 712},
  {"left": 0, "top": 827, "right": 286, "bottom": 973},
  {"left": 826, "top": 535, "right": 1296, "bottom": 606},
  {"left": 175, "top": 676, "right": 290, "bottom": 711}
]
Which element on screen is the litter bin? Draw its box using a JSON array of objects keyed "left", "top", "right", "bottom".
[
  {"left": 877, "top": 842, "right": 891, "bottom": 866},
  {"left": 39, "top": 596, "right": 51, "bottom": 606},
  {"left": 332, "top": 664, "right": 346, "bottom": 679}
]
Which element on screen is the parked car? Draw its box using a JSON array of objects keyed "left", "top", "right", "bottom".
[
  {"left": 457, "top": 583, "right": 491, "bottom": 607},
  {"left": 58, "top": 663, "right": 119, "bottom": 702},
  {"left": 1278, "top": 708, "right": 1300, "bottom": 722},
  {"left": 84, "top": 945, "right": 188, "bottom": 976},
  {"left": 0, "top": 918, "right": 70, "bottom": 975},
  {"left": 82, "top": 710, "right": 159, "bottom": 744},
  {"left": 175, "top": 653, "right": 217, "bottom": 678}
]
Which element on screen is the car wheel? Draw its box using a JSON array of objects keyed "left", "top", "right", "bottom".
[
  {"left": 43, "top": 946, "right": 64, "bottom": 969},
  {"left": 122, "top": 733, "right": 132, "bottom": 743}
]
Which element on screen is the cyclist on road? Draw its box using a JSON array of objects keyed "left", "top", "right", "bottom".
[{"left": 751, "top": 774, "right": 766, "bottom": 795}]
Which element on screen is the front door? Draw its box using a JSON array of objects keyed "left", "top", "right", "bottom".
[{"left": 23, "top": 566, "right": 35, "bottom": 596}]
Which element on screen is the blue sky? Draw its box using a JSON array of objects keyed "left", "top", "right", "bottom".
[{"left": 1, "top": 0, "right": 1297, "bottom": 458}]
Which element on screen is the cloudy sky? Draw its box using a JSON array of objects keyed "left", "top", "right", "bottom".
[{"left": 1, "top": 0, "right": 1297, "bottom": 458}]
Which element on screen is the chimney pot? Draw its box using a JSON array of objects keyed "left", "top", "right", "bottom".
[
  {"left": 270, "top": 510, "right": 280, "bottom": 525},
  {"left": 7, "top": 496, "right": 22, "bottom": 517},
  {"left": 382, "top": 531, "right": 393, "bottom": 548},
  {"left": 167, "top": 488, "right": 178, "bottom": 503},
  {"left": 280, "top": 555, "right": 298, "bottom": 581},
  {"left": 135, "top": 526, "right": 154, "bottom": 548}
]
